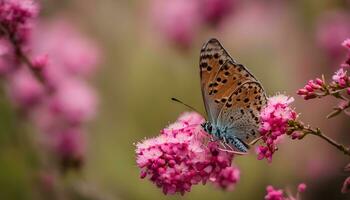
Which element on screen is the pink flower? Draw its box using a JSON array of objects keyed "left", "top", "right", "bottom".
[
  {"left": 31, "top": 54, "right": 48, "bottom": 69},
  {"left": 49, "top": 79, "right": 98, "bottom": 125},
  {"left": 149, "top": 0, "right": 201, "bottom": 48},
  {"left": 212, "top": 166, "right": 240, "bottom": 190},
  {"left": 7, "top": 68, "right": 44, "bottom": 107},
  {"left": 316, "top": 11, "right": 350, "bottom": 60},
  {"left": 201, "top": 0, "right": 235, "bottom": 26},
  {"left": 0, "top": 0, "right": 39, "bottom": 44},
  {"left": 297, "top": 78, "right": 324, "bottom": 100},
  {"left": 258, "top": 95, "right": 297, "bottom": 162},
  {"left": 30, "top": 19, "right": 100, "bottom": 86},
  {"left": 265, "top": 186, "right": 284, "bottom": 200},
  {"left": 332, "top": 68, "right": 348, "bottom": 87},
  {"left": 136, "top": 112, "right": 240, "bottom": 195},
  {"left": 343, "top": 39, "right": 350, "bottom": 49},
  {"left": 265, "top": 183, "right": 307, "bottom": 200},
  {"left": 54, "top": 128, "right": 86, "bottom": 170},
  {"left": 342, "top": 38, "right": 350, "bottom": 68},
  {"left": 298, "top": 183, "right": 307, "bottom": 193},
  {"left": 0, "top": 38, "right": 16, "bottom": 76}
]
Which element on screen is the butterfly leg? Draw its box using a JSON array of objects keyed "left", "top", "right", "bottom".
[
  {"left": 218, "top": 137, "right": 248, "bottom": 155},
  {"left": 226, "top": 136, "right": 249, "bottom": 153},
  {"left": 248, "top": 136, "right": 263, "bottom": 146}
]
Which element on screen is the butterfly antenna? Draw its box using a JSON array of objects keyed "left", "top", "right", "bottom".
[{"left": 171, "top": 97, "right": 201, "bottom": 113}]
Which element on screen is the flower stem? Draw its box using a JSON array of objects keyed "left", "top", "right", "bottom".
[
  {"left": 0, "top": 23, "right": 45, "bottom": 83},
  {"left": 305, "top": 126, "right": 350, "bottom": 156}
]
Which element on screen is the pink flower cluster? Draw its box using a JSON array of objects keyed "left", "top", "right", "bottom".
[
  {"left": 297, "top": 39, "right": 350, "bottom": 100},
  {"left": 341, "top": 39, "right": 350, "bottom": 68},
  {"left": 265, "top": 183, "right": 307, "bottom": 200},
  {"left": 30, "top": 20, "right": 99, "bottom": 170},
  {"left": 258, "top": 95, "right": 297, "bottom": 162},
  {"left": 135, "top": 112, "right": 240, "bottom": 195},
  {"left": 332, "top": 68, "right": 349, "bottom": 88},
  {"left": 0, "top": 0, "right": 38, "bottom": 44},
  {"left": 316, "top": 11, "right": 350, "bottom": 61},
  {"left": 297, "top": 78, "right": 324, "bottom": 100},
  {"left": 0, "top": 11, "right": 100, "bottom": 170},
  {"left": 201, "top": 0, "right": 235, "bottom": 26},
  {"left": 149, "top": 0, "right": 236, "bottom": 48}
]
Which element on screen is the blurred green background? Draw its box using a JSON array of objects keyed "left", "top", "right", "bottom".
[{"left": 1, "top": 0, "right": 350, "bottom": 199}]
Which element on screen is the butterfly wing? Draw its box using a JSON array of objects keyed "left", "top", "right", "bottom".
[
  {"left": 199, "top": 38, "right": 267, "bottom": 144},
  {"left": 199, "top": 38, "right": 235, "bottom": 123},
  {"left": 217, "top": 80, "right": 267, "bottom": 144}
]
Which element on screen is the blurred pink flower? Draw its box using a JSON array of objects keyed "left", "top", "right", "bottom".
[
  {"left": 54, "top": 128, "right": 86, "bottom": 170},
  {"left": 332, "top": 68, "right": 348, "bottom": 87},
  {"left": 201, "top": 0, "right": 235, "bottom": 26},
  {"left": 265, "top": 183, "right": 307, "bottom": 200},
  {"left": 298, "top": 183, "right": 307, "bottom": 193},
  {"left": 31, "top": 53, "right": 48, "bottom": 69},
  {"left": 31, "top": 19, "right": 100, "bottom": 86},
  {"left": 265, "top": 186, "right": 284, "bottom": 200},
  {"left": 49, "top": 79, "right": 98, "bottom": 125},
  {"left": 258, "top": 95, "right": 297, "bottom": 162},
  {"left": 316, "top": 11, "right": 350, "bottom": 62},
  {"left": 342, "top": 38, "right": 350, "bottom": 68},
  {"left": 0, "top": 38, "right": 15, "bottom": 75},
  {"left": 136, "top": 112, "right": 240, "bottom": 195},
  {"left": 343, "top": 39, "right": 350, "bottom": 49},
  {"left": 7, "top": 68, "right": 44, "bottom": 107},
  {"left": 149, "top": 0, "right": 201, "bottom": 48},
  {"left": 212, "top": 166, "right": 240, "bottom": 190},
  {"left": 0, "top": 0, "right": 39, "bottom": 44}
]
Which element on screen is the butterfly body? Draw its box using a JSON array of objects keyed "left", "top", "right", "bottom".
[
  {"left": 199, "top": 38, "right": 267, "bottom": 152},
  {"left": 201, "top": 121, "right": 249, "bottom": 152}
]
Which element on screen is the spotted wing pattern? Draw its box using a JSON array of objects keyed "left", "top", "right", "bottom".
[
  {"left": 199, "top": 38, "right": 234, "bottom": 122},
  {"left": 199, "top": 38, "right": 267, "bottom": 144},
  {"left": 217, "top": 81, "right": 267, "bottom": 144}
]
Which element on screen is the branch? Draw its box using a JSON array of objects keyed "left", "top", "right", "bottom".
[
  {"left": 0, "top": 23, "right": 45, "bottom": 83},
  {"left": 290, "top": 121, "right": 350, "bottom": 156}
]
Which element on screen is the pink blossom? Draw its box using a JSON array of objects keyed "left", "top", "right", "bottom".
[
  {"left": 7, "top": 68, "right": 44, "bottom": 107},
  {"left": 0, "top": 0, "right": 39, "bottom": 44},
  {"left": 265, "top": 186, "right": 284, "bottom": 200},
  {"left": 316, "top": 11, "right": 350, "bottom": 60},
  {"left": 31, "top": 54, "right": 48, "bottom": 69},
  {"left": 343, "top": 39, "right": 350, "bottom": 49},
  {"left": 49, "top": 79, "right": 98, "bottom": 125},
  {"left": 149, "top": 0, "right": 201, "bottom": 48},
  {"left": 212, "top": 166, "right": 240, "bottom": 190},
  {"left": 258, "top": 95, "right": 297, "bottom": 162},
  {"left": 0, "top": 38, "right": 15, "bottom": 75},
  {"left": 54, "top": 128, "right": 86, "bottom": 170},
  {"left": 201, "top": 0, "right": 235, "bottom": 26},
  {"left": 332, "top": 68, "right": 348, "bottom": 87},
  {"left": 298, "top": 183, "right": 307, "bottom": 193},
  {"left": 297, "top": 78, "right": 324, "bottom": 100},
  {"left": 136, "top": 112, "right": 240, "bottom": 195},
  {"left": 342, "top": 38, "right": 350, "bottom": 68},
  {"left": 265, "top": 183, "right": 307, "bottom": 200},
  {"left": 31, "top": 19, "right": 100, "bottom": 86}
]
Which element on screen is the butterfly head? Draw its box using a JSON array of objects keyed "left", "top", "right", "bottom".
[{"left": 201, "top": 121, "right": 218, "bottom": 137}]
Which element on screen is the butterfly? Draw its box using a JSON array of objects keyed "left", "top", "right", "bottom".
[{"left": 199, "top": 38, "right": 267, "bottom": 153}]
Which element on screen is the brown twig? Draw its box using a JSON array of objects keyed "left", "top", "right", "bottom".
[{"left": 290, "top": 121, "right": 350, "bottom": 156}]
